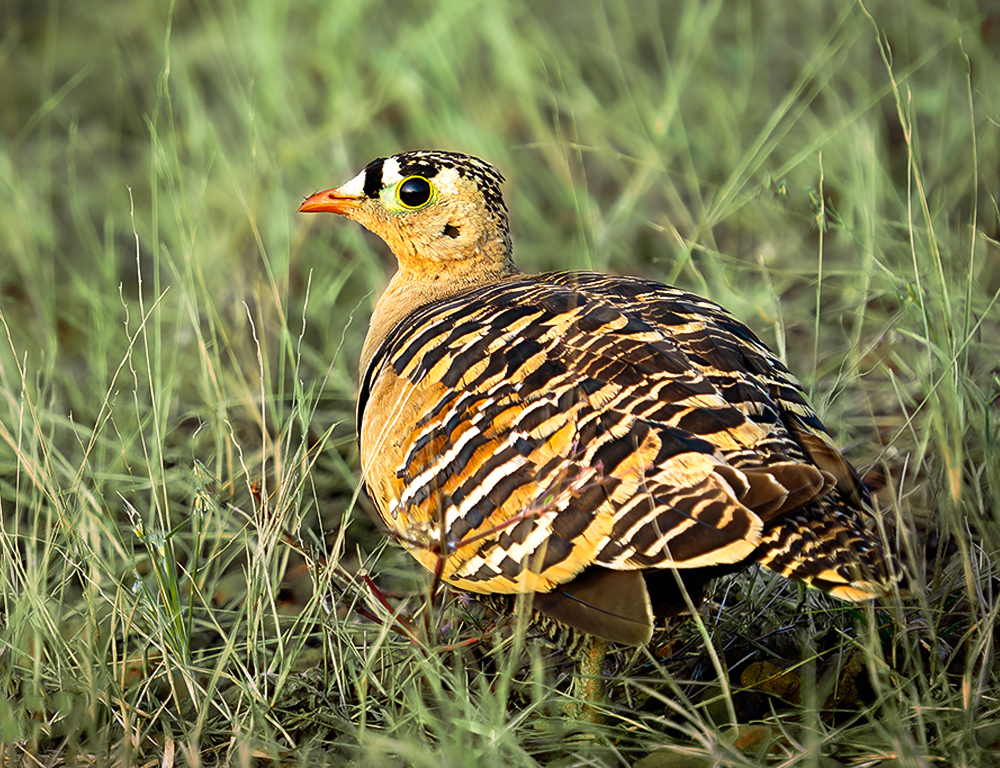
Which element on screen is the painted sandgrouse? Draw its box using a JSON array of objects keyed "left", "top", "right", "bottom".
[{"left": 300, "top": 150, "right": 895, "bottom": 708}]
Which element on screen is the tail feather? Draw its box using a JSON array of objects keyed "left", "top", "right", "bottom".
[{"left": 753, "top": 490, "right": 897, "bottom": 599}]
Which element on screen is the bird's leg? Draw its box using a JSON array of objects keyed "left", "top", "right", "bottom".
[{"left": 565, "top": 636, "right": 609, "bottom": 723}]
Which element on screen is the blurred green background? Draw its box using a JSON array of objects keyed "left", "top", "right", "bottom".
[{"left": 1, "top": 0, "right": 999, "bottom": 764}]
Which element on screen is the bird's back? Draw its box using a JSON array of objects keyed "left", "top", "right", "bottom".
[{"left": 358, "top": 270, "right": 892, "bottom": 642}]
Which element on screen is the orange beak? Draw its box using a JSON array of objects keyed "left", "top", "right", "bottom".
[{"left": 299, "top": 188, "right": 362, "bottom": 215}]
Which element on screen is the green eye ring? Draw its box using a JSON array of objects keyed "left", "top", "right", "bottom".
[{"left": 396, "top": 176, "right": 434, "bottom": 209}]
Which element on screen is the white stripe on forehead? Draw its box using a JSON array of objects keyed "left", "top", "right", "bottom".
[
  {"left": 382, "top": 158, "right": 461, "bottom": 191},
  {"left": 379, "top": 157, "right": 403, "bottom": 185},
  {"left": 334, "top": 157, "right": 400, "bottom": 198},
  {"left": 336, "top": 168, "right": 368, "bottom": 198},
  {"left": 337, "top": 158, "right": 464, "bottom": 198}
]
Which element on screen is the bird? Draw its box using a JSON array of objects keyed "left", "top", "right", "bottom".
[{"left": 299, "top": 149, "right": 895, "bottom": 715}]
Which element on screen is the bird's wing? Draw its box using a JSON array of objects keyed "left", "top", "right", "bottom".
[
  {"left": 358, "top": 274, "right": 841, "bottom": 598},
  {"left": 555, "top": 275, "right": 893, "bottom": 594}
]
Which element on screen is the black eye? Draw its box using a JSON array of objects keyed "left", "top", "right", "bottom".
[{"left": 398, "top": 176, "right": 432, "bottom": 208}]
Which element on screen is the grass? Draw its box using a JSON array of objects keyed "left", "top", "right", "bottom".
[{"left": 1, "top": 0, "right": 998, "bottom": 764}]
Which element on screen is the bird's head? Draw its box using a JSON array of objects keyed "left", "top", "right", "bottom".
[{"left": 300, "top": 150, "right": 515, "bottom": 281}]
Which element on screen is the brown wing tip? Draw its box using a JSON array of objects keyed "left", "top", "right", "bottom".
[
  {"left": 826, "top": 582, "right": 894, "bottom": 601},
  {"left": 533, "top": 568, "right": 654, "bottom": 646}
]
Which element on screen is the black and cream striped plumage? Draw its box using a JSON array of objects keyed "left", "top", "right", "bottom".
[{"left": 301, "top": 150, "right": 894, "bottom": 655}]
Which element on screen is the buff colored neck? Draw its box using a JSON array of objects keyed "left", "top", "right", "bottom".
[{"left": 360, "top": 257, "right": 521, "bottom": 374}]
